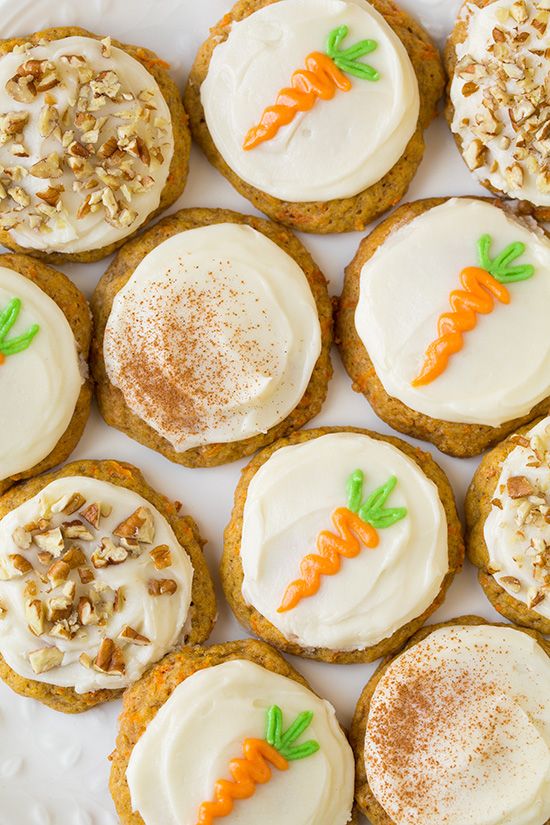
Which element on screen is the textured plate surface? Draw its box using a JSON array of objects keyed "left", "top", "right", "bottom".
[{"left": 0, "top": 1, "right": 507, "bottom": 823}]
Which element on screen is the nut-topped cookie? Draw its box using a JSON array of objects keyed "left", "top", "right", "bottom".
[
  {"left": 467, "top": 414, "right": 550, "bottom": 634},
  {"left": 110, "top": 640, "right": 358, "bottom": 825},
  {"left": 446, "top": 0, "right": 550, "bottom": 216},
  {"left": 0, "top": 459, "right": 216, "bottom": 713},
  {"left": 222, "top": 427, "right": 464, "bottom": 663},
  {"left": 337, "top": 196, "right": 550, "bottom": 457},
  {"left": 351, "top": 616, "right": 550, "bottom": 825},
  {"left": 0, "top": 27, "right": 190, "bottom": 262},
  {"left": 0, "top": 253, "right": 91, "bottom": 495},
  {"left": 92, "top": 208, "right": 332, "bottom": 468},
  {"left": 184, "top": 0, "right": 444, "bottom": 233}
]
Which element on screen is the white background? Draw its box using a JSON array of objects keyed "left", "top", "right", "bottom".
[{"left": 0, "top": 2, "right": 509, "bottom": 823}]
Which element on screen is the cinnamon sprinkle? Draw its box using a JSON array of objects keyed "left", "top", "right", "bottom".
[{"left": 105, "top": 263, "right": 284, "bottom": 445}]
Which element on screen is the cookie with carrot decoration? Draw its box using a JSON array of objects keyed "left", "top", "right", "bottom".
[
  {"left": 184, "top": 0, "right": 444, "bottom": 234},
  {"left": 110, "top": 639, "right": 358, "bottom": 824},
  {"left": 0, "top": 253, "right": 92, "bottom": 496},
  {"left": 337, "top": 196, "right": 550, "bottom": 457},
  {"left": 221, "top": 427, "right": 463, "bottom": 664}
]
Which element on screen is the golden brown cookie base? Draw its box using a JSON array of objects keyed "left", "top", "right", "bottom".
[
  {"left": 91, "top": 207, "right": 333, "bottom": 468},
  {"left": 184, "top": 0, "right": 444, "bottom": 234},
  {"left": 0, "top": 26, "right": 190, "bottom": 264},
  {"left": 350, "top": 615, "right": 550, "bottom": 824},
  {"left": 444, "top": 0, "right": 550, "bottom": 224},
  {"left": 221, "top": 426, "right": 464, "bottom": 663},
  {"left": 336, "top": 196, "right": 550, "bottom": 457},
  {"left": 110, "top": 638, "right": 360, "bottom": 824},
  {"left": 466, "top": 416, "right": 550, "bottom": 635},
  {"left": 0, "top": 253, "right": 92, "bottom": 495},
  {"left": 0, "top": 459, "right": 216, "bottom": 713}
]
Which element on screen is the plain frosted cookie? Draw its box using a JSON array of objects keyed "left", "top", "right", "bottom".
[
  {"left": 337, "top": 196, "right": 550, "bottom": 457},
  {"left": 109, "top": 639, "right": 359, "bottom": 825},
  {"left": 466, "top": 414, "right": 550, "bottom": 635},
  {"left": 222, "top": 427, "right": 464, "bottom": 663},
  {"left": 91, "top": 208, "right": 333, "bottom": 468},
  {"left": 0, "top": 253, "right": 91, "bottom": 495},
  {"left": 0, "top": 27, "right": 190, "bottom": 263},
  {"left": 0, "top": 459, "right": 216, "bottom": 713},
  {"left": 446, "top": 0, "right": 550, "bottom": 221},
  {"left": 183, "top": 0, "right": 444, "bottom": 233},
  {"left": 351, "top": 616, "right": 550, "bottom": 825}
]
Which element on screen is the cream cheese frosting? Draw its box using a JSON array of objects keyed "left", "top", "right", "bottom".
[
  {"left": 365, "top": 624, "right": 550, "bottom": 825},
  {"left": 103, "top": 223, "right": 322, "bottom": 452},
  {"left": 0, "top": 35, "right": 173, "bottom": 253},
  {"left": 484, "top": 415, "right": 550, "bottom": 617},
  {"left": 240, "top": 432, "right": 449, "bottom": 651},
  {"left": 450, "top": 0, "right": 550, "bottom": 206},
  {"left": 0, "top": 266, "right": 83, "bottom": 481},
  {"left": 0, "top": 476, "right": 193, "bottom": 693},
  {"left": 126, "top": 659, "right": 355, "bottom": 825},
  {"left": 355, "top": 198, "right": 550, "bottom": 426},
  {"left": 200, "top": 0, "right": 419, "bottom": 203}
]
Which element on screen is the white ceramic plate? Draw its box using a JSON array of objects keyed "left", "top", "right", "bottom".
[{"left": 0, "top": 2, "right": 507, "bottom": 823}]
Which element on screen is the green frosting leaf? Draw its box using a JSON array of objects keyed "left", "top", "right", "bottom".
[
  {"left": 265, "top": 705, "right": 320, "bottom": 761},
  {"left": 477, "top": 234, "right": 535, "bottom": 283},
  {"left": 346, "top": 470, "right": 407, "bottom": 529},
  {"left": 326, "top": 25, "right": 380, "bottom": 81},
  {"left": 0, "top": 297, "right": 39, "bottom": 358}
]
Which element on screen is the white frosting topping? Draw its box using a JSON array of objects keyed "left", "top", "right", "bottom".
[
  {"left": 355, "top": 198, "right": 550, "bottom": 426},
  {"left": 240, "top": 432, "right": 448, "bottom": 651},
  {"left": 484, "top": 415, "right": 550, "bottom": 617},
  {"left": 0, "top": 36, "right": 173, "bottom": 253},
  {"left": 200, "top": 0, "right": 419, "bottom": 202},
  {"left": 103, "top": 223, "right": 322, "bottom": 452},
  {"left": 0, "top": 266, "right": 82, "bottom": 481},
  {"left": 450, "top": 0, "right": 550, "bottom": 206},
  {"left": 365, "top": 624, "right": 550, "bottom": 825},
  {"left": 126, "top": 659, "right": 354, "bottom": 825},
  {"left": 0, "top": 476, "right": 193, "bottom": 693}
]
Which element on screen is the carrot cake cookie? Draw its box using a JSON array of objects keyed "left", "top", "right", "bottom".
[
  {"left": 222, "top": 427, "right": 463, "bottom": 663},
  {"left": 0, "top": 459, "right": 216, "bottom": 712},
  {"left": 337, "top": 196, "right": 550, "bottom": 456},
  {"left": 92, "top": 208, "right": 332, "bottom": 468},
  {"left": 0, "top": 27, "right": 189, "bottom": 262},
  {"left": 184, "top": 0, "right": 443, "bottom": 233},
  {"left": 110, "top": 639, "right": 357, "bottom": 824}
]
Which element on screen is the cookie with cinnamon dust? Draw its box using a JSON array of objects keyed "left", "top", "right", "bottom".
[
  {"left": 91, "top": 208, "right": 333, "bottom": 468},
  {"left": 351, "top": 615, "right": 550, "bottom": 825}
]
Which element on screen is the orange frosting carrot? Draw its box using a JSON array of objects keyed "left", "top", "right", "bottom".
[
  {"left": 412, "top": 266, "right": 510, "bottom": 387},
  {"left": 243, "top": 53, "right": 351, "bottom": 151},
  {"left": 278, "top": 506, "right": 378, "bottom": 613},
  {"left": 0, "top": 353, "right": 4, "bottom": 365},
  {"left": 197, "top": 739, "right": 288, "bottom": 824}
]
